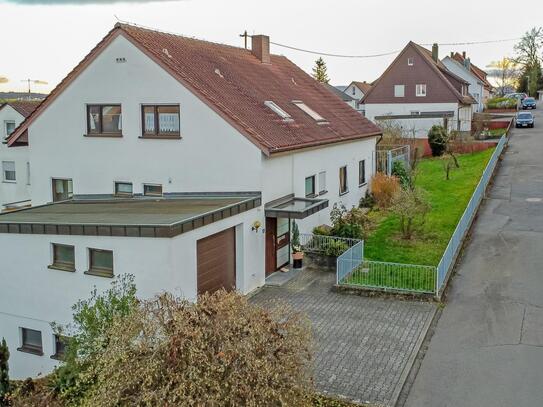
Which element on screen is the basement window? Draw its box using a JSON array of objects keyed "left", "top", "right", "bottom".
[
  {"left": 49, "top": 243, "right": 75, "bottom": 272},
  {"left": 292, "top": 101, "right": 327, "bottom": 123},
  {"left": 143, "top": 184, "right": 163, "bottom": 196},
  {"left": 86, "top": 248, "right": 114, "bottom": 278},
  {"left": 114, "top": 181, "right": 133, "bottom": 196},
  {"left": 264, "top": 101, "right": 292, "bottom": 122},
  {"left": 18, "top": 328, "right": 43, "bottom": 356}
]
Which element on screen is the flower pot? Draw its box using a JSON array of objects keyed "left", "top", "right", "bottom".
[{"left": 292, "top": 251, "right": 303, "bottom": 269}]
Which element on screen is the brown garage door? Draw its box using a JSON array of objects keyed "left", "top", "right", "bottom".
[{"left": 197, "top": 227, "right": 236, "bottom": 294}]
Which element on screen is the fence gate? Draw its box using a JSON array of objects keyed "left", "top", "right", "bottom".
[{"left": 375, "top": 145, "right": 411, "bottom": 175}]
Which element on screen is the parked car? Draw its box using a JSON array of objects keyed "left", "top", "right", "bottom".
[
  {"left": 521, "top": 97, "right": 537, "bottom": 109},
  {"left": 505, "top": 92, "right": 528, "bottom": 100},
  {"left": 515, "top": 111, "right": 535, "bottom": 128}
]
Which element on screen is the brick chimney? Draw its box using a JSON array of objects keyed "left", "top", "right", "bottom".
[
  {"left": 431, "top": 43, "right": 439, "bottom": 63},
  {"left": 251, "top": 35, "right": 270, "bottom": 64}
]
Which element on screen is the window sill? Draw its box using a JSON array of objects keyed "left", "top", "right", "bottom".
[
  {"left": 48, "top": 264, "right": 76, "bottom": 272},
  {"left": 305, "top": 193, "right": 317, "bottom": 199},
  {"left": 139, "top": 135, "right": 182, "bottom": 140},
  {"left": 318, "top": 190, "right": 328, "bottom": 196},
  {"left": 339, "top": 190, "right": 349, "bottom": 196},
  {"left": 84, "top": 133, "right": 123, "bottom": 138},
  {"left": 84, "top": 269, "right": 114, "bottom": 278},
  {"left": 358, "top": 182, "right": 367, "bottom": 188},
  {"left": 17, "top": 346, "right": 44, "bottom": 356},
  {"left": 2, "top": 180, "right": 16, "bottom": 184},
  {"left": 113, "top": 194, "right": 133, "bottom": 198}
]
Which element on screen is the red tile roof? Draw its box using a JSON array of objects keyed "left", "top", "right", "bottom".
[
  {"left": 350, "top": 81, "right": 372, "bottom": 94},
  {"left": 1, "top": 100, "right": 41, "bottom": 118},
  {"left": 8, "top": 23, "right": 381, "bottom": 153},
  {"left": 451, "top": 52, "right": 493, "bottom": 91}
]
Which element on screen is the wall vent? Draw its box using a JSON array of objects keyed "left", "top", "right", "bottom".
[{"left": 116, "top": 57, "right": 126, "bottom": 63}]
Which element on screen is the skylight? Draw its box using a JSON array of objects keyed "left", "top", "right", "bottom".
[
  {"left": 292, "top": 101, "right": 327, "bottom": 123},
  {"left": 264, "top": 101, "right": 292, "bottom": 121}
]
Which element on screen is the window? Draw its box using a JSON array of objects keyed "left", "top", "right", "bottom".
[
  {"left": 142, "top": 105, "right": 180, "bottom": 137},
  {"left": 87, "top": 104, "right": 122, "bottom": 135},
  {"left": 407, "top": 57, "right": 414, "bottom": 66},
  {"left": 339, "top": 166, "right": 348, "bottom": 195},
  {"left": 114, "top": 181, "right": 133, "bottom": 196},
  {"left": 292, "top": 101, "right": 327, "bottom": 123},
  {"left": 305, "top": 175, "right": 316, "bottom": 197},
  {"left": 5, "top": 120, "right": 15, "bottom": 136},
  {"left": 52, "top": 178, "right": 73, "bottom": 202},
  {"left": 143, "top": 184, "right": 163, "bottom": 196},
  {"left": 394, "top": 85, "right": 405, "bottom": 98},
  {"left": 50, "top": 243, "right": 75, "bottom": 271},
  {"left": 416, "top": 84, "right": 427, "bottom": 97},
  {"left": 351, "top": 86, "right": 356, "bottom": 95},
  {"left": 18, "top": 328, "right": 43, "bottom": 355},
  {"left": 2, "top": 161, "right": 15, "bottom": 182},
  {"left": 52, "top": 334, "right": 67, "bottom": 360},
  {"left": 318, "top": 171, "right": 327, "bottom": 194},
  {"left": 359, "top": 160, "right": 366, "bottom": 186},
  {"left": 264, "top": 101, "right": 292, "bottom": 122},
  {"left": 87, "top": 248, "right": 114, "bottom": 278}
]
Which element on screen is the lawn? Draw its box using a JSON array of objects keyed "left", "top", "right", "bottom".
[{"left": 364, "top": 148, "right": 495, "bottom": 266}]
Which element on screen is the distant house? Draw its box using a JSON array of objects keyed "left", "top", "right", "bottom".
[
  {"left": 344, "top": 81, "right": 372, "bottom": 100},
  {"left": 0, "top": 101, "right": 40, "bottom": 209},
  {"left": 450, "top": 52, "right": 493, "bottom": 104},
  {"left": 326, "top": 84, "right": 359, "bottom": 111},
  {"left": 441, "top": 54, "right": 487, "bottom": 112},
  {"left": 363, "top": 42, "right": 476, "bottom": 138}
]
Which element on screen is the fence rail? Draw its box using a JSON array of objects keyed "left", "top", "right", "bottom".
[
  {"left": 336, "top": 241, "right": 364, "bottom": 284},
  {"left": 299, "top": 233, "right": 360, "bottom": 254}
]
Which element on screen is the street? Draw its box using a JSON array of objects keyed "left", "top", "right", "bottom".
[{"left": 405, "top": 108, "right": 543, "bottom": 407}]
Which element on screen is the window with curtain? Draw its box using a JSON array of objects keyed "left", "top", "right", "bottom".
[
  {"left": 359, "top": 160, "right": 366, "bottom": 186},
  {"left": 339, "top": 166, "right": 348, "bottom": 195},
  {"left": 52, "top": 178, "right": 73, "bottom": 202},
  {"left": 87, "top": 104, "right": 122, "bottom": 135},
  {"left": 142, "top": 105, "right": 180, "bottom": 137}
]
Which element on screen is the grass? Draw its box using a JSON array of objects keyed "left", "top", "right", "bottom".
[{"left": 344, "top": 148, "right": 495, "bottom": 292}]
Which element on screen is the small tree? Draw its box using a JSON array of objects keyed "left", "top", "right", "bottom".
[
  {"left": 0, "top": 338, "right": 9, "bottom": 402},
  {"left": 312, "top": 57, "right": 329, "bottom": 84},
  {"left": 291, "top": 220, "right": 301, "bottom": 252},
  {"left": 390, "top": 188, "right": 431, "bottom": 240},
  {"left": 428, "top": 125, "right": 448, "bottom": 156}
]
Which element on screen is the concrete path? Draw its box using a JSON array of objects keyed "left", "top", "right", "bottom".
[
  {"left": 252, "top": 268, "right": 436, "bottom": 406},
  {"left": 405, "top": 109, "right": 543, "bottom": 407}
]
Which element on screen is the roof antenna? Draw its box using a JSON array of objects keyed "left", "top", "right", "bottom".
[{"left": 239, "top": 30, "right": 249, "bottom": 49}]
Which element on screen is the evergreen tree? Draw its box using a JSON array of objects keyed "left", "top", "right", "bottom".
[
  {"left": 0, "top": 338, "right": 9, "bottom": 401},
  {"left": 312, "top": 57, "right": 330, "bottom": 83}
]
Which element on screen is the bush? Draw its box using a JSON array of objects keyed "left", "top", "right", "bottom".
[
  {"left": 0, "top": 337, "right": 10, "bottom": 402},
  {"left": 329, "top": 203, "right": 370, "bottom": 239},
  {"left": 391, "top": 160, "right": 410, "bottom": 189},
  {"left": 486, "top": 96, "right": 517, "bottom": 110},
  {"left": 81, "top": 291, "right": 313, "bottom": 406},
  {"left": 390, "top": 188, "right": 431, "bottom": 239},
  {"left": 427, "top": 125, "right": 448, "bottom": 157},
  {"left": 323, "top": 240, "right": 350, "bottom": 257},
  {"left": 359, "top": 190, "right": 375, "bottom": 208},
  {"left": 312, "top": 224, "right": 331, "bottom": 236},
  {"left": 291, "top": 220, "right": 301, "bottom": 252},
  {"left": 371, "top": 173, "right": 400, "bottom": 209}
]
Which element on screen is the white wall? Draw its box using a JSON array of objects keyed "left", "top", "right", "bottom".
[
  {"left": 344, "top": 84, "right": 365, "bottom": 101},
  {"left": 27, "top": 34, "right": 263, "bottom": 205},
  {"left": 0, "top": 105, "right": 30, "bottom": 207},
  {"left": 442, "top": 57, "right": 485, "bottom": 112},
  {"left": 0, "top": 206, "right": 264, "bottom": 379}
]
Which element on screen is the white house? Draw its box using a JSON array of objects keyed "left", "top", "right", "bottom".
[
  {"left": 0, "top": 23, "right": 381, "bottom": 378},
  {"left": 344, "top": 81, "right": 372, "bottom": 101},
  {"left": 363, "top": 42, "right": 476, "bottom": 138},
  {"left": 0, "top": 101, "right": 39, "bottom": 210},
  {"left": 441, "top": 55, "right": 486, "bottom": 112}
]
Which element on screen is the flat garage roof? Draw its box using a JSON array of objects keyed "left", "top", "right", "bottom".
[{"left": 0, "top": 194, "right": 261, "bottom": 238}]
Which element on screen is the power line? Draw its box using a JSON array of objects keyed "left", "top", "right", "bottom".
[{"left": 270, "top": 37, "right": 521, "bottom": 59}]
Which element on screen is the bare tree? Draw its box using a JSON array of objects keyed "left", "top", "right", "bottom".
[{"left": 486, "top": 58, "right": 521, "bottom": 95}]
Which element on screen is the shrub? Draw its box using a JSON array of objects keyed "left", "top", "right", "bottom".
[
  {"left": 329, "top": 203, "right": 370, "bottom": 239},
  {"left": 427, "top": 125, "right": 448, "bottom": 157},
  {"left": 0, "top": 337, "right": 10, "bottom": 402},
  {"left": 371, "top": 173, "right": 400, "bottom": 209},
  {"left": 359, "top": 190, "right": 375, "bottom": 208},
  {"left": 81, "top": 291, "right": 313, "bottom": 406},
  {"left": 323, "top": 240, "right": 350, "bottom": 257},
  {"left": 391, "top": 160, "right": 410, "bottom": 189},
  {"left": 312, "top": 224, "right": 331, "bottom": 236},
  {"left": 390, "top": 188, "right": 431, "bottom": 239},
  {"left": 291, "top": 220, "right": 301, "bottom": 252},
  {"left": 486, "top": 97, "right": 517, "bottom": 110}
]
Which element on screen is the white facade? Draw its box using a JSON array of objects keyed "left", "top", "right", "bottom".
[
  {"left": 0, "top": 105, "right": 31, "bottom": 208},
  {"left": 441, "top": 57, "right": 485, "bottom": 112},
  {"left": 0, "top": 33, "right": 377, "bottom": 378},
  {"left": 344, "top": 83, "right": 366, "bottom": 101},
  {"left": 364, "top": 102, "right": 473, "bottom": 138}
]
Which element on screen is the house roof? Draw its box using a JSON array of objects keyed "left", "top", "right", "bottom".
[
  {"left": 349, "top": 81, "right": 372, "bottom": 94},
  {"left": 7, "top": 23, "right": 381, "bottom": 154},
  {"left": 362, "top": 41, "right": 476, "bottom": 105},
  {"left": 0, "top": 100, "right": 41, "bottom": 118},
  {"left": 326, "top": 84, "right": 356, "bottom": 102},
  {"left": 451, "top": 52, "right": 493, "bottom": 91}
]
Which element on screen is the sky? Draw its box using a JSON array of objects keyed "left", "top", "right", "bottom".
[{"left": 1, "top": 0, "right": 542, "bottom": 94}]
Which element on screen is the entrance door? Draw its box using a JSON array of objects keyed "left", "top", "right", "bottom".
[{"left": 265, "top": 217, "right": 290, "bottom": 275}]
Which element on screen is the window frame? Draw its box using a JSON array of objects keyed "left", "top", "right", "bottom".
[
  {"left": 49, "top": 243, "right": 76, "bottom": 272},
  {"left": 114, "top": 181, "right": 133, "bottom": 197},
  {"left": 86, "top": 104, "right": 123, "bottom": 137},
  {"left": 51, "top": 334, "right": 67, "bottom": 360},
  {"left": 339, "top": 165, "right": 349, "bottom": 195},
  {"left": 5, "top": 120, "right": 16, "bottom": 137},
  {"left": 394, "top": 85, "right": 405, "bottom": 98},
  {"left": 51, "top": 178, "right": 73, "bottom": 202},
  {"left": 143, "top": 183, "right": 163, "bottom": 197},
  {"left": 18, "top": 327, "right": 43, "bottom": 356},
  {"left": 140, "top": 104, "right": 181, "bottom": 139},
  {"left": 407, "top": 57, "right": 414, "bottom": 66},
  {"left": 318, "top": 171, "right": 327, "bottom": 195},
  {"left": 304, "top": 175, "right": 316, "bottom": 198},
  {"left": 85, "top": 248, "right": 114, "bottom": 278},
  {"left": 416, "top": 84, "right": 427, "bottom": 97},
  {"left": 2, "top": 160, "right": 16, "bottom": 183},
  {"left": 358, "top": 160, "right": 366, "bottom": 186}
]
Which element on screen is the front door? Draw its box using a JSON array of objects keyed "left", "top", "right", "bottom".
[{"left": 265, "top": 217, "right": 290, "bottom": 275}]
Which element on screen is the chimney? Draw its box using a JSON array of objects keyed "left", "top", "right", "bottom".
[
  {"left": 450, "top": 51, "right": 454, "bottom": 58},
  {"left": 251, "top": 35, "right": 270, "bottom": 64},
  {"left": 462, "top": 51, "right": 466, "bottom": 59},
  {"left": 431, "top": 43, "right": 439, "bottom": 63},
  {"left": 464, "top": 57, "right": 471, "bottom": 71}
]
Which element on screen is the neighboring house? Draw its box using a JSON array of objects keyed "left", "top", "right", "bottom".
[
  {"left": 0, "top": 101, "right": 40, "bottom": 209},
  {"left": 450, "top": 52, "right": 493, "bottom": 105},
  {"left": 327, "top": 84, "right": 359, "bottom": 111},
  {"left": 442, "top": 54, "right": 486, "bottom": 112},
  {"left": 363, "top": 42, "right": 477, "bottom": 138},
  {"left": 0, "top": 23, "right": 381, "bottom": 378},
  {"left": 344, "top": 81, "right": 372, "bottom": 100}
]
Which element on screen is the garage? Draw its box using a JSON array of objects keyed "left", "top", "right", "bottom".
[{"left": 197, "top": 227, "right": 236, "bottom": 294}]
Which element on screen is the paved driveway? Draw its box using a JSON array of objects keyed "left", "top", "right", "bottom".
[
  {"left": 252, "top": 268, "right": 436, "bottom": 406},
  {"left": 405, "top": 110, "right": 543, "bottom": 407}
]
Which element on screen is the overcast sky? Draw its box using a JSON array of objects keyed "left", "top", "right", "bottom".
[{"left": 1, "top": 0, "right": 542, "bottom": 93}]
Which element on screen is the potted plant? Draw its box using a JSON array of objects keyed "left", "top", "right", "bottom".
[{"left": 291, "top": 220, "right": 303, "bottom": 269}]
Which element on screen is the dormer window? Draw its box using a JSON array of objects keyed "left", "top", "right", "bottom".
[
  {"left": 292, "top": 101, "right": 327, "bottom": 123},
  {"left": 264, "top": 101, "right": 292, "bottom": 122}
]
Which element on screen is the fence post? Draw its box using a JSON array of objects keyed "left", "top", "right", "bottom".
[{"left": 387, "top": 150, "right": 393, "bottom": 176}]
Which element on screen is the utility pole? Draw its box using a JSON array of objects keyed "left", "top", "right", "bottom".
[
  {"left": 239, "top": 30, "right": 249, "bottom": 49},
  {"left": 20, "top": 78, "right": 48, "bottom": 100}
]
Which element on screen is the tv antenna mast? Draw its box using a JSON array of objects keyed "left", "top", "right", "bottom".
[{"left": 21, "top": 78, "right": 48, "bottom": 100}]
